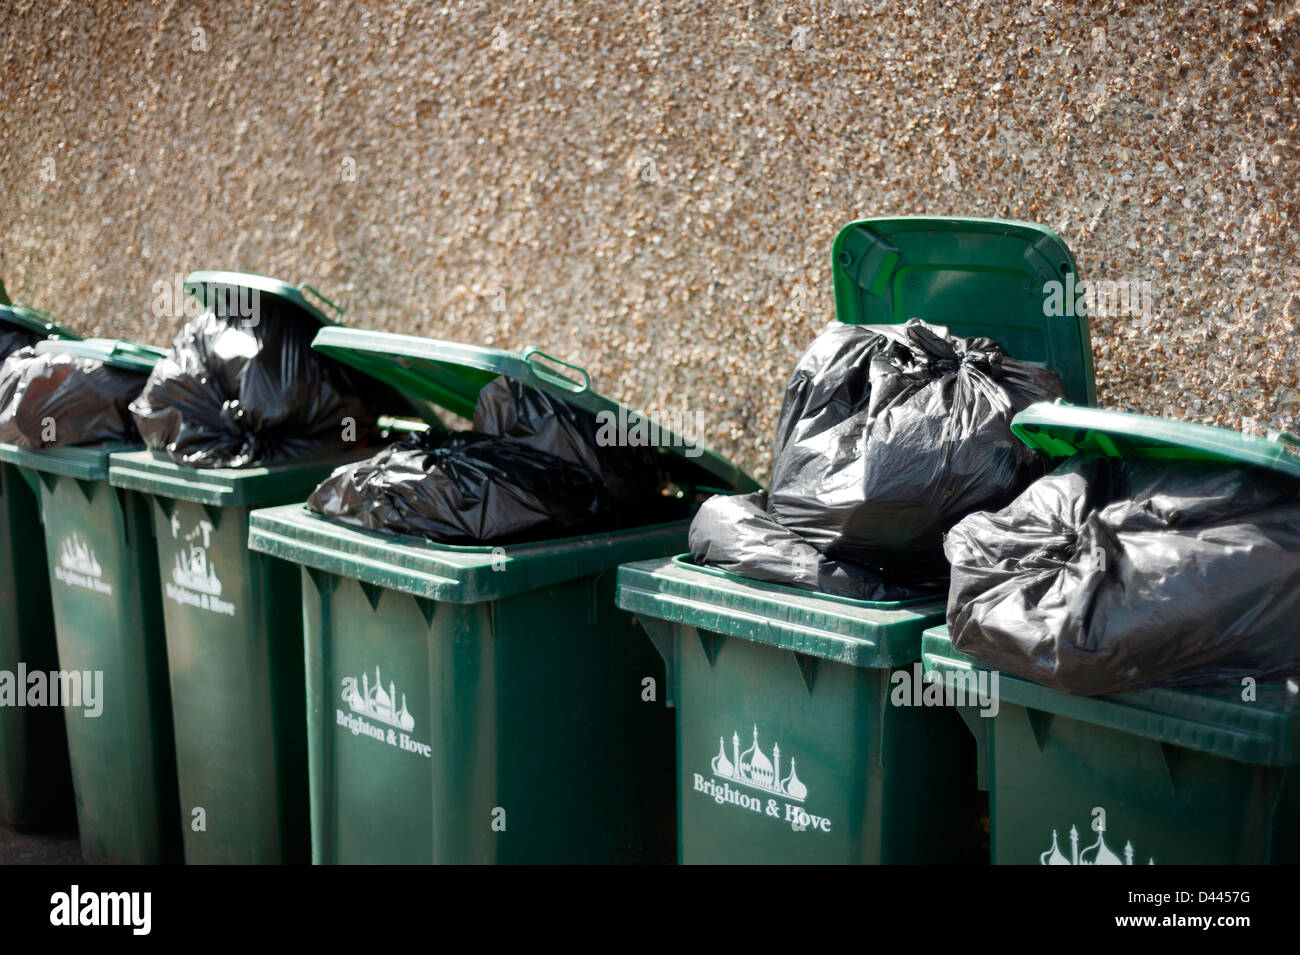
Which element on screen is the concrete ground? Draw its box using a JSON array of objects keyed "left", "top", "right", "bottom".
[{"left": 0, "top": 822, "right": 83, "bottom": 865}]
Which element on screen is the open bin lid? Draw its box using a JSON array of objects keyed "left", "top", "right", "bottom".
[
  {"left": 183, "top": 270, "right": 344, "bottom": 327},
  {"left": 830, "top": 216, "right": 1095, "bottom": 406},
  {"left": 1012, "top": 401, "right": 1300, "bottom": 483},
  {"left": 33, "top": 337, "right": 167, "bottom": 374},
  {"left": 310, "top": 327, "right": 760, "bottom": 493},
  {"left": 0, "top": 303, "right": 81, "bottom": 342}
]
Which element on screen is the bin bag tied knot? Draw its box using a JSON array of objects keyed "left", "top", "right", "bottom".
[{"left": 689, "top": 318, "right": 1063, "bottom": 599}]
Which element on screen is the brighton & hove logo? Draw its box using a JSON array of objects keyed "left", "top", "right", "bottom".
[
  {"left": 694, "top": 724, "right": 831, "bottom": 832},
  {"left": 165, "top": 517, "right": 235, "bottom": 615},
  {"left": 337, "top": 666, "right": 431, "bottom": 758},
  {"left": 55, "top": 533, "right": 113, "bottom": 595}
]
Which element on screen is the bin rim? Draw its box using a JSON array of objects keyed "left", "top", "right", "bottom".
[
  {"left": 1011, "top": 400, "right": 1300, "bottom": 483},
  {"left": 309, "top": 326, "right": 759, "bottom": 493},
  {"left": 667, "top": 553, "right": 941, "bottom": 610},
  {"left": 921, "top": 625, "right": 1300, "bottom": 766},
  {"left": 614, "top": 555, "right": 948, "bottom": 668},
  {"left": 830, "top": 215, "right": 1096, "bottom": 406},
  {"left": 0, "top": 439, "right": 141, "bottom": 481},
  {"left": 248, "top": 500, "right": 694, "bottom": 603},
  {"left": 106, "top": 446, "right": 383, "bottom": 507}
]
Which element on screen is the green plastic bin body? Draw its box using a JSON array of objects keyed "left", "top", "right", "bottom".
[
  {"left": 0, "top": 442, "right": 181, "bottom": 863},
  {"left": 0, "top": 304, "right": 83, "bottom": 828},
  {"left": 0, "top": 458, "right": 74, "bottom": 828},
  {"left": 923, "top": 627, "right": 1300, "bottom": 864},
  {"left": 920, "top": 401, "right": 1300, "bottom": 865},
  {"left": 249, "top": 505, "right": 693, "bottom": 864},
  {"left": 616, "top": 557, "right": 982, "bottom": 863},
  {"left": 612, "top": 216, "right": 1095, "bottom": 863},
  {"left": 245, "top": 325, "right": 756, "bottom": 864},
  {"left": 107, "top": 451, "right": 378, "bottom": 864}
]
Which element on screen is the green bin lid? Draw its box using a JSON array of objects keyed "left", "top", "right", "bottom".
[
  {"left": 1012, "top": 401, "right": 1300, "bottom": 483},
  {"left": 33, "top": 337, "right": 167, "bottom": 374},
  {"left": 310, "top": 327, "right": 759, "bottom": 493},
  {"left": 0, "top": 302, "right": 82, "bottom": 342},
  {"left": 831, "top": 216, "right": 1096, "bottom": 406},
  {"left": 183, "top": 270, "right": 344, "bottom": 327}
]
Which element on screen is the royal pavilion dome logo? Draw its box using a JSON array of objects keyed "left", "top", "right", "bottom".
[
  {"left": 711, "top": 725, "right": 808, "bottom": 802},
  {"left": 341, "top": 666, "right": 415, "bottom": 732},
  {"left": 172, "top": 544, "right": 223, "bottom": 596},
  {"left": 1041, "top": 812, "right": 1154, "bottom": 865},
  {"left": 59, "top": 533, "right": 103, "bottom": 577}
]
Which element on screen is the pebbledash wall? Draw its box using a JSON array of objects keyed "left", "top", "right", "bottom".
[{"left": 1, "top": 0, "right": 1296, "bottom": 479}]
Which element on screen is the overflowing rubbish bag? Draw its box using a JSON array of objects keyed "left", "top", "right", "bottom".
[
  {"left": 0, "top": 345, "right": 150, "bottom": 448},
  {"left": 688, "top": 490, "right": 939, "bottom": 601},
  {"left": 945, "top": 454, "right": 1300, "bottom": 696},
  {"left": 308, "top": 375, "right": 671, "bottom": 545},
  {"left": 689, "top": 318, "right": 1064, "bottom": 597},
  {"left": 129, "top": 296, "right": 397, "bottom": 468}
]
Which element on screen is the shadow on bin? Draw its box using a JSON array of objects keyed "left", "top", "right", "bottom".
[{"left": 0, "top": 302, "right": 82, "bottom": 831}]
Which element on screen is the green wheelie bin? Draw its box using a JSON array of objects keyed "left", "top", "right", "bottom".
[
  {"left": 613, "top": 216, "right": 1096, "bottom": 863},
  {"left": 922, "top": 403, "right": 1300, "bottom": 865},
  {"left": 246, "top": 328, "right": 758, "bottom": 864},
  {"left": 0, "top": 337, "right": 182, "bottom": 863},
  {"left": 0, "top": 303, "right": 82, "bottom": 829},
  {"left": 106, "top": 271, "right": 393, "bottom": 865}
]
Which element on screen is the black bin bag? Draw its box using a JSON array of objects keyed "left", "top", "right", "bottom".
[
  {"left": 945, "top": 454, "right": 1300, "bottom": 696},
  {"left": 0, "top": 326, "right": 39, "bottom": 364},
  {"left": 688, "top": 490, "right": 934, "bottom": 601},
  {"left": 0, "top": 345, "right": 151, "bottom": 448},
  {"left": 307, "top": 375, "right": 672, "bottom": 545},
  {"left": 689, "top": 318, "right": 1064, "bottom": 598},
  {"left": 130, "top": 294, "right": 398, "bottom": 469}
]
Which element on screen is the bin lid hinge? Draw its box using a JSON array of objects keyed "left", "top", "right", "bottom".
[
  {"left": 837, "top": 225, "right": 899, "bottom": 298},
  {"left": 1023, "top": 234, "right": 1071, "bottom": 284}
]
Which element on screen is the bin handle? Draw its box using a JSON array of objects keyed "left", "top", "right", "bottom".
[
  {"left": 523, "top": 348, "right": 591, "bottom": 393},
  {"left": 299, "top": 284, "right": 346, "bottom": 323}
]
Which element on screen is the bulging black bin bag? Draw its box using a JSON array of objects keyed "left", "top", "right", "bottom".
[
  {"left": 472, "top": 375, "right": 659, "bottom": 518},
  {"left": 306, "top": 431, "right": 610, "bottom": 545},
  {"left": 945, "top": 454, "right": 1300, "bottom": 696},
  {"left": 688, "top": 490, "right": 938, "bottom": 601},
  {"left": 130, "top": 296, "right": 393, "bottom": 468},
  {"left": 0, "top": 346, "right": 148, "bottom": 448},
  {"left": 689, "top": 318, "right": 1063, "bottom": 597},
  {"left": 767, "top": 319, "right": 1064, "bottom": 568},
  {"left": 307, "top": 375, "right": 674, "bottom": 545}
]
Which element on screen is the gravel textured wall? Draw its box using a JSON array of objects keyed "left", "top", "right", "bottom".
[{"left": 1, "top": 0, "right": 1296, "bottom": 479}]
